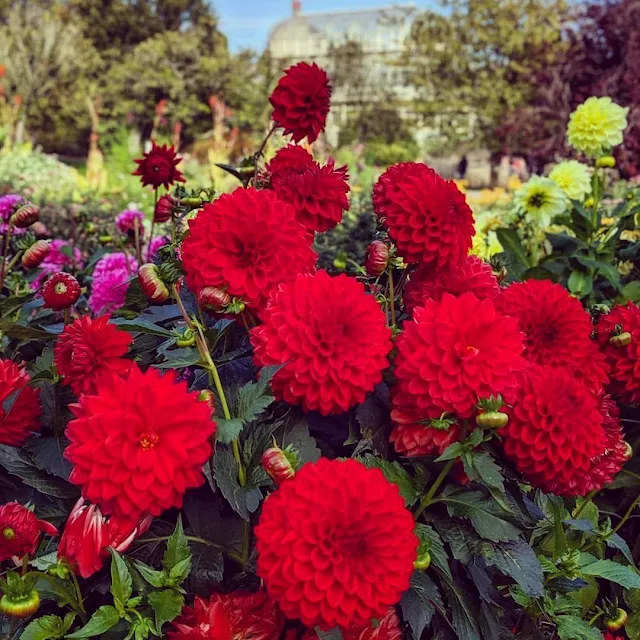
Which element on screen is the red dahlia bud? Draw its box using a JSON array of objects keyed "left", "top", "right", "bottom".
[
  {"left": 365, "top": 241, "right": 390, "bottom": 276},
  {"left": 138, "top": 263, "right": 169, "bottom": 304},
  {"left": 41, "top": 273, "right": 81, "bottom": 310},
  {"left": 154, "top": 194, "right": 176, "bottom": 223},
  {"left": 262, "top": 446, "right": 297, "bottom": 485},
  {"left": 197, "top": 390, "right": 216, "bottom": 414},
  {"left": 21, "top": 240, "right": 50, "bottom": 269},
  {"left": 10, "top": 204, "right": 40, "bottom": 229},
  {"left": 0, "top": 590, "right": 40, "bottom": 618},
  {"left": 198, "top": 286, "right": 231, "bottom": 313}
]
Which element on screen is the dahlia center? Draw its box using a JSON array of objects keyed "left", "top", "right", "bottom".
[
  {"left": 2, "top": 527, "right": 15, "bottom": 540},
  {"left": 139, "top": 432, "right": 160, "bottom": 450},
  {"left": 455, "top": 343, "right": 479, "bottom": 359},
  {"left": 322, "top": 528, "right": 369, "bottom": 560},
  {"left": 528, "top": 192, "right": 547, "bottom": 209},
  {"left": 54, "top": 282, "right": 68, "bottom": 295}
]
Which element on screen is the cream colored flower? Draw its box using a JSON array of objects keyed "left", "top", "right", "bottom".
[
  {"left": 567, "top": 97, "right": 628, "bottom": 157},
  {"left": 514, "top": 176, "right": 567, "bottom": 226},
  {"left": 549, "top": 160, "right": 592, "bottom": 202}
]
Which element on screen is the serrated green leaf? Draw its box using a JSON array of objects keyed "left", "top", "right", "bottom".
[
  {"left": 496, "top": 227, "right": 529, "bottom": 271},
  {"left": 0, "top": 318, "right": 57, "bottom": 341},
  {"left": 22, "top": 614, "right": 75, "bottom": 640},
  {"left": 441, "top": 575, "right": 481, "bottom": 640},
  {"left": 168, "top": 556, "right": 192, "bottom": 584},
  {"left": 624, "top": 588, "right": 640, "bottom": 612},
  {"left": 214, "top": 444, "right": 263, "bottom": 520},
  {"left": 568, "top": 270, "right": 593, "bottom": 297},
  {"left": 415, "top": 524, "right": 451, "bottom": 579},
  {"left": 359, "top": 455, "right": 419, "bottom": 506},
  {"left": 480, "top": 540, "right": 544, "bottom": 596},
  {"left": 627, "top": 610, "right": 640, "bottom": 640},
  {"left": 148, "top": 590, "right": 184, "bottom": 634},
  {"left": 435, "top": 442, "right": 465, "bottom": 462},
  {"left": 555, "top": 615, "right": 602, "bottom": 640},
  {"left": 163, "top": 516, "right": 191, "bottom": 572},
  {"left": 462, "top": 450, "right": 509, "bottom": 510},
  {"left": 133, "top": 562, "right": 166, "bottom": 588},
  {"left": 111, "top": 317, "right": 174, "bottom": 337},
  {"left": 579, "top": 557, "right": 640, "bottom": 589},
  {"left": 550, "top": 496, "right": 568, "bottom": 561},
  {"left": 109, "top": 549, "right": 133, "bottom": 612},
  {"left": 216, "top": 418, "right": 245, "bottom": 444},
  {"left": 401, "top": 571, "right": 443, "bottom": 638},
  {"left": 623, "top": 280, "right": 640, "bottom": 302},
  {"left": 235, "top": 364, "right": 282, "bottom": 424},
  {"left": 65, "top": 606, "right": 120, "bottom": 638},
  {"left": 152, "top": 348, "right": 201, "bottom": 369}
]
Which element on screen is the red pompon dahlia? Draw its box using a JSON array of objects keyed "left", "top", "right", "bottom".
[
  {"left": 372, "top": 162, "right": 474, "bottom": 266},
  {"left": 390, "top": 421, "right": 462, "bottom": 457},
  {"left": 498, "top": 279, "right": 608, "bottom": 387},
  {"left": 581, "top": 394, "right": 628, "bottom": 492},
  {"left": 65, "top": 366, "right": 216, "bottom": 520},
  {"left": 596, "top": 303, "right": 640, "bottom": 403},
  {"left": 404, "top": 255, "right": 499, "bottom": 314},
  {"left": 391, "top": 293, "right": 526, "bottom": 426},
  {"left": 305, "top": 608, "right": 403, "bottom": 640},
  {"left": 503, "top": 366, "right": 610, "bottom": 497},
  {"left": 255, "top": 458, "right": 418, "bottom": 630},
  {"left": 167, "top": 591, "right": 284, "bottom": 640},
  {"left": 272, "top": 160, "right": 350, "bottom": 233},
  {"left": 133, "top": 141, "right": 185, "bottom": 189},
  {"left": 0, "top": 359, "right": 40, "bottom": 446},
  {"left": 270, "top": 62, "right": 331, "bottom": 143},
  {"left": 251, "top": 271, "right": 392, "bottom": 415},
  {"left": 54, "top": 315, "right": 133, "bottom": 396},
  {"left": 154, "top": 193, "right": 176, "bottom": 223},
  {"left": 41, "top": 272, "right": 81, "bottom": 310},
  {"left": 58, "top": 498, "right": 151, "bottom": 579},
  {"left": 182, "top": 188, "right": 316, "bottom": 310},
  {"left": 265, "top": 144, "right": 315, "bottom": 180},
  {"left": 0, "top": 502, "right": 57, "bottom": 562}
]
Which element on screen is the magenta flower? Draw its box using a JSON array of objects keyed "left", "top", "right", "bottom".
[
  {"left": 89, "top": 252, "right": 138, "bottom": 315},
  {"left": 115, "top": 209, "right": 145, "bottom": 237},
  {"left": 0, "top": 194, "right": 25, "bottom": 235}
]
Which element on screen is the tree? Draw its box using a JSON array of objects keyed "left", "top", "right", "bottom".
[{"left": 406, "top": 0, "right": 570, "bottom": 153}]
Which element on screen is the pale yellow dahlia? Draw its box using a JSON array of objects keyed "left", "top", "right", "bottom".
[
  {"left": 567, "top": 97, "right": 628, "bottom": 157},
  {"left": 549, "top": 160, "right": 592, "bottom": 201},
  {"left": 514, "top": 176, "right": 567, "bottom": 226}
]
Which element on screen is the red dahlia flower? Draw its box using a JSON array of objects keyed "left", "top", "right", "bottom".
[
  {"left": 251, "top": 271, "right": 392, "bottom": 415},
  {"left": 41, "top": 272, "right": 81, "bottom": 310},
  {"left": 503, "top": 366, "right": 613, "bottom": 497},
  {"left": 391, "top": 293, "right": 526, "bottom": 434},
  {"left": 372, "top": 162, "right": 474, "bottom": 266},
  {"left": 154, "top": 193, "right": 176, "bottom": 223},
  {"left": 390, "top": 421, "right": 462, "bottom": 458},
  {"left": 0, "top": 359, "right": 40, "bottom": 446},
  {"left": 272, "top": 160, "right": 350, "bottom": 233},
  {"left": 167, "top": 591, "right": 283, "bottom": 640},
  {"left": 255, "top": 458, "right": 417, "bottom": 630},
  {"left": 596, "top": 303, "right": 640, "bottom": 403},
  {"left": 270, "top": 62, "right": 331, "bottom": 143},
  {"left": 58, "top": 498, "right": 151, "bottom": 579},
  {"left": 265, "top": 144, "right": 315, "bottom": 180},
  {"left": 133, "top": 141, "right": 185, "bottom": 189},
  {"left": 65, "top": 366, "right": 216, "bottom": 520},
  {"left": 0, "top": 502, "right": 57, "bottom": 562},
  {"left": 54, "top": 315, "right": 133, "bottom": 396},
  {"left": 305, "top": 608, "right": 403, "bottom": 640},
  {"left": 404, "top": 255, "right": 499, "bottom": 314},
  {"left": 182, "top": 188, "right": 316, "bottom": 310},
  {"left": 498, "top": 279, "right": 608, "bottom": 388}
]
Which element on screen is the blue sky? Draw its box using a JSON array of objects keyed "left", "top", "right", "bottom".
[{"left": 214, "top": 0, "right": 437, "bottom": 52}]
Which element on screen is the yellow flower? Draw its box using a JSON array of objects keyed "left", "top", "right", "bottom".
[
  {"left": 514, "top": 176, "right": 567, "bottom": 226},
  {"left": 549, "top": 160, "right": 592, "bottom": 201},
  {"left": 618, "top": 261, "right": 634, "bottom": 276},
  {"left": 507, "top": 176, "right": 522, "bottom": 192},
  {"left": 471, "top": 230, "right": 503, "bottom": 260},
  {"left": 621, "top": 229, "right": 640, "bottom": 242},
  {"left": 567, "top": 97, "right": 628, "bottom": 157},
  {"left": 601, "top": 217, "right": 615, "bottom": 227}
]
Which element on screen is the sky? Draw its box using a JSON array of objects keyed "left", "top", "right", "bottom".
[{"left": 214, "top": 0, "right": 436, "bottom": 52}]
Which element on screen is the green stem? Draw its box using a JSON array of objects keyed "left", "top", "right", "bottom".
[
  {"left": 0, "top": 223, "right": 13, "bottom": 298},
  {"left": 414, "top": 459, "right": 456, "bottom": 520},
  {"left": 588, "top": 610, "right": 603, "bottom": 626},
  {"left": 147, "top": 187, "right": 158, "bottom": 262},
  {"left": 253, "top": 124, "right": 277, "bottom": 183},
  {"left": 573, "top": 490, "right": 598, "bottom": 519},
  {"left": 623, "top": 469, "right": 640, "bottom": 482},
  {"left": 607, "top": 493, "right": 640, "bottom": 538},
  {"left": 5, "top": 251, "right": 21, "bottom": 274},
  {"left": 388, "top": 265, "right": 396, "bottom": 328}
]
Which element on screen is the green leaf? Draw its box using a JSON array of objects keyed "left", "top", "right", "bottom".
[
  {"left": 24, "top": 437, "right": 72, "bottom": 480},
  {"left": 496, "top": 228, "right": 529, "bottom": 269},
  {"left": 555, "top": 615, "right": 603, "bottom": 640},
  {"left": 109, "top": 550, "right": 133, "bottom": 612},
  {"left": 152, "top": 348, "right": 201, "bottom": 369},
  {"left": 442, "top": 489, "right": 521, "bottom": 542},
  {"left": 148, "top": 590, "right": 184, "bottom": 634},
  {"left": 549, "top": 496, "right": 568, "bottom": 561},
  {"left": 627, "top": 611, "right": 640, "bottom": 640},
  {"left": 163, "top": 515, "right": 191, "bottom": 572},
  {"left": 133, "top": 562, "right": 166, "bottom": 588},
  {"left": 624, "top": 588, "right": 640, "bottom": 612},
  {"left": 235, "top": 364, "right": 283, "bottom": 424},
  {"left": 622, "top": 280, "right": 640, "bottom": 302},
  {"left": 216, "top": 418, "right": 245, "bottom": 444},
  {"left": 214, "top": 444, "right": 263, "bottom": 519},
  {"left": 479, "top": 540, "right": 544, "bottom": 596},
  {"left": 415, "top": 524, "right": 451, "bottom": 579},
  {"left": 440, "top": 574, "right": 481, "bottom": 640},
  {"left": 111, "top": 317, "right": 174, "bottom": 337},
  {"left": 568, "top": 271, "right": 593, "bottom": 297},
  {"left": 462, "top": 450, "right": 508, "bottom": 509},
  {"left": 435, "top": 442, "right": 465, "bottom": 462},
  {"left": 65, "top": 606, "right": 120, "bottom": 638},
  {"left": 168, "top": 556, "right": 192, "bottom": 584},
  {"left": 579, "top": 556, "right": 640, "bottom": 589},
  {"left": 22, "top": 614, "right": 75, "bottom": 640},
  {"left": 0, "top": 318, "right": 57, "bottom": 341},
  {"left": 400, "top": 571, "right": 443, "bottom": 638},
  {"left": 359, "top": 456, "right": 419, "bottom": 506}
]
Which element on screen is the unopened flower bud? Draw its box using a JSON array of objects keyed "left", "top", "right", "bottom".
[
  {"left": 365, "top": 241, "right": 390, "bottom": 276},
  {"left": 10, "top": 204, "right": 40, "bottom": 229},
  {"left": 198, "top": 286, "right": 231, "bottom": 313},
  {"left": 21, "top": 240, "right": 50, "bottom": 269},
  {"left": 197, "top": 390, "right": 216, "bottom": 414},
  {"left": 262, "top": 446, "right": 297, "bottom": 485},
  {"left": 138, "top": 263, "right": 169, "bottom": 304},
  {"left": 176, "top": 328, "right": 196, "bottom": 347},
  {"left": 99, "top": 235, "right": 113, "bottom": 245},
  {"left": 154, "top": 194, "right": 176, "bottom": 223},
  {"left": 596, "top": 156, "right": 616, "bottom": 168},
  {"left": 584, "top": 197, "right": 595, "bottom": 208},
  {"left": 610, "top": 331, "right": 632, "bottom": 347},
  {"left": 0, "top": 590, "right": 40, "bottom": 618},
  {"left": 41, "top": 273, "right": 81, "bottom": 310},
  {"left": 624, "top": 441, "right": 633, "bottom": 460}
]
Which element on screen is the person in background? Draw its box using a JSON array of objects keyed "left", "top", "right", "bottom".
[{"left": 457, "top": 154, "right": 468, "bottom": 179}]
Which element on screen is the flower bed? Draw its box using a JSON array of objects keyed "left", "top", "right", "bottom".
[{"left": 0, "top": 63, "right": 638, "bottom": 640}]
